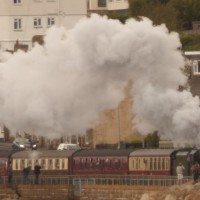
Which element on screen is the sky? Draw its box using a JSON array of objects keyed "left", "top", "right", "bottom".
[{"left": 0, "top": 14, "right": 199, "bottom": 143}]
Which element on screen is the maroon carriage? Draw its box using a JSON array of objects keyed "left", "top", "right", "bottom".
[
  {"left": 73, "top": 149, "right": 133, "bottom": 175},
  {"left": 0, "top": 151, "right": 12, "bottom": 177}
]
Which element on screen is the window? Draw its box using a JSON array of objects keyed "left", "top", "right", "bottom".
[
  {"left": 48, "top": 159, "right": 53, "bottom": 169},
  {"left": 55, "top": 159, "right": 60, "bottom": 169},
  {"left": 193, "top": 60, "right": 200, "bottom": 74},
  {"left": 62, "top": 159, "right": 65, "bottom": 169},
  {"left": 14, "top": 0, "right": 21, "bottom": 4},
  {"left": 20, "top": 160, "right": 25, "bottom": 169},
  {"left": 162, "top": 158, "right": 165, "bottom": 170},
  {"left": 41, "top": 159, "right": 46, "bottom": 169},
  {"left": 14, "top": 18, "right": 22, "bottom": 30},
  {"left": 47, "top": 17, "right": 55, "bottom": 26},
  {"left": 98, "top": 0, "right": 106, "bottom": 7},
  {"left": 34, "top": 18, "right": 42, "bottom": 28}
]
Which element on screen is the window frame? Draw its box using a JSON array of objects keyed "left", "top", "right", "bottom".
[
  {"left": 193, "top": 60, "right": 200, "bottom": 74},
  {"left": 47, "top": 17, "right": 55, "bottom": 26},
  {"left": 98, "top": 0, "right": 106, "bottom": 7},
  {"left": 14, "top": 0, "right": 21, "bottom": 4},
  {"left": 33, "top": 18, "right": 42, "bottom": 28},
  {"left": 14, "top": 18, "right": 22, "bottom": 30}
]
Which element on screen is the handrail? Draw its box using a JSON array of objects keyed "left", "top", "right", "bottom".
[{"left": 0, "top": 175, "right": 193, "bottom": 186}]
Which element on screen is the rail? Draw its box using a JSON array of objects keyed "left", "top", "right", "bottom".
[{"left": 0, "top": 175, "right": 193, "bottom": 187}]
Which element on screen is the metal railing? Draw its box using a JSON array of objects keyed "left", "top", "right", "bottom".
[{"left": 0, "top": 175, "right": 193, "bottom": 187}]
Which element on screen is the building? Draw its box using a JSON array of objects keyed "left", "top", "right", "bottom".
[
  {"left": 0, "top": 0, "right": 87, "bottom": 51},
  {"left": 91, "top": 82, "right": 144, "bottom": 149},
  {"left": 87, "top": 0, "right": 129, "bottom": 16},
  {"left": 184, "top": 51, "right": 200, "bottom": 97}
]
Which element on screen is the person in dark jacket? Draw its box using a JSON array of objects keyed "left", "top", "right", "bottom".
[
  {"left": 192, "top": 162, "right": 200, "bottom": 184},
  {"left": 23, "top": 166, "right": 31, "bottom": 184},
  {"left": 34, "top": 164, "right": 41, "bottom": 184},
  {"left": 7, "top": 163, "right": 13, "bottom": 184}
]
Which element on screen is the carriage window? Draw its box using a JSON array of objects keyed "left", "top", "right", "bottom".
[
  {"left": 96, "top": 158, "right": 100, "bottom": 167},
  {"left": 27, "top": 160, "right": 32, "bottom": 169},
  {"left": 114, "top": 159, "right": 120, "bottom": 168},
  {"left": 136, "top": 158, "right": 139, "bottom": 170},
  {"left": 41, "top": 159, "right": 46, "bottom": 169},
  {"left": 132, "top": 159, "right": 134, "bottom": 169},
  {"left": 15, "top": 160, "right": 19, "bottom": 170},
  {"left": 154, "top": 158, "right": 157, "bottom": 170},
  {"left": 55, "top": 159, "right": 60, "bottom": 169},
  {"left": 150, "top": 158, "right": 153, "bottom": 170},
  {"left": 62, "top": 159, "right": 65, "bottom": 169},
  {"left": 20, "top": 160, "right": 25, "bottom": 169},
  {"left": 158, "top": 158, "right": 161, "bottom": 170},
  {"left": 138, "top": 159, "right": 140, "bottom": 169},
  {"left": 35, "top": 159, "right": 39, "bottom": 166},
  {"left": 166, "top": 158, "right": 169, "bottom": 169},
  {"left": 143, "top": 158, "right": 147, "bottom": 169},
  {"left": 162, "top": 158, "right": 165, "bottom": 170},
  {"left": 48, "top": 159, "right": 53, "bottom": 169}
]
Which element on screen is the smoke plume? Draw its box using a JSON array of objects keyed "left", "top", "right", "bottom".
[{"left": 0, "top": 14, "right": 199, "bottom": 143}]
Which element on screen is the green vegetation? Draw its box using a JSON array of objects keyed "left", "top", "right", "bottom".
[
  {"left": 127, "top": 0, "right": 200, "bottom": 50},
  {"left": 144, "top": 131, "right": 160, "bottom": 148}
]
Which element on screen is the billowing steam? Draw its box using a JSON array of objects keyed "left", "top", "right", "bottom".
[{"left": 0, "top": 14, "right": 199, "bottom": 142}]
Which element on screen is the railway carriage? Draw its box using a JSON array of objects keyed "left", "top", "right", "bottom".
[
  {"left": 128, "top": 149, "right": 177, "bottom": 176},
  {"left": 0, "top": 151, "right": 12, "bottom": 176},
  {"left": 11, "top": 150, "right": 76, "bottom": 176},
  {"left": 73, "top": 149, "right": 133, "bottom": 175}
]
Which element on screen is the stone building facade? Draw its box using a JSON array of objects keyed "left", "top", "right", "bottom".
[{"left": 91, "top": 83, "right": 143, "bottom": 149}]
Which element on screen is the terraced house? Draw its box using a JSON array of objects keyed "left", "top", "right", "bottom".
[
  {"left": 87, "top": 0, "right": 129, "bottom": 15},
  {"left": 0, "top": 0, "right": 87, "bottom": 52}
]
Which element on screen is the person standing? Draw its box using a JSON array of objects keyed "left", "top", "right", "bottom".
[
  {"left": 176, "top": 162, "right": 185, "bottom": 185},
  {"left": 7, "top": 163, "right": 13, "bottom": 184},
  {"left": 34, "top": 164, "right": 41, "bottom": 184},
  {"left": 23, "top": 166, "right": 31, "bottom": 184},
  {"left": 192, "top": 162, "right": 200, "bottom": 184}
]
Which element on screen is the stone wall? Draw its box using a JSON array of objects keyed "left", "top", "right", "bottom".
[{"left": 2, "top": 182, "right": 200, "bottom": 200}]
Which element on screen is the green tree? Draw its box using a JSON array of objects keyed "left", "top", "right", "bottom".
[
  {"left": 144, "top": 131, "right": 160, "bottom": 148},
  {"left": 173, "top": 0, "right": 200, "bottom": 30},
  {"left": 128, "top": 0, "right": 179, "bottom": 31}
]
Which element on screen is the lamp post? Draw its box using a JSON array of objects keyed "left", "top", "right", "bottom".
[{"left": 117, "top": 106, "right": 121, "bottom": 149}]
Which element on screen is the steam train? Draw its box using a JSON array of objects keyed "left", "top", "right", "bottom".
[{"left": 0, "top": 148, "right": 200, "bottom": 177}]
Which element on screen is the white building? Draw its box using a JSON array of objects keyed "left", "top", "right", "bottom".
[
  {"left": 87, "top": 0, "right": 129, "bottom": 15},
  {"left": 0, "top": 0, "right": 87, "bottom": 51}
]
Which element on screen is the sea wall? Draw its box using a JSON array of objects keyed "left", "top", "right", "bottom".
[{"left": 1, "top": 182, "right": 200, "bottom": 200}]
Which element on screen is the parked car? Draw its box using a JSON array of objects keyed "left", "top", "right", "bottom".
[
  {"left": 12, "top": 138, "right": 37, "bottom": 150},
  {"left": 57, "top": 143, "right": 81, "bottom": 151}
]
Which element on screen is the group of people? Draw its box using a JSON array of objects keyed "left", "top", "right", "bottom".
[
  {"left": 7, "top": 163, "right": 41, "bottom": 184},
  {"left": 23, "top": 164, "right": 41, "bottom": 184},
  {"left": 176, "top": 162, "right": 200, "bottom": 185}
]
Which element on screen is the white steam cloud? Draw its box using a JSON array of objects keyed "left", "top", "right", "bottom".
[{"left": 0, "top": 14, "right": 199, "bottom": 143}]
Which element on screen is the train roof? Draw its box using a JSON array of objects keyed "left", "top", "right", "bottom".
[
  {"left": 73, "top": 149, "right": 134, "bottom": 157},
  {"left": 129, "top": 149, "right": 176, "bottom": 156},
  {"left": 11, "top": 150, "right": 77, "bottom": 159}
]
